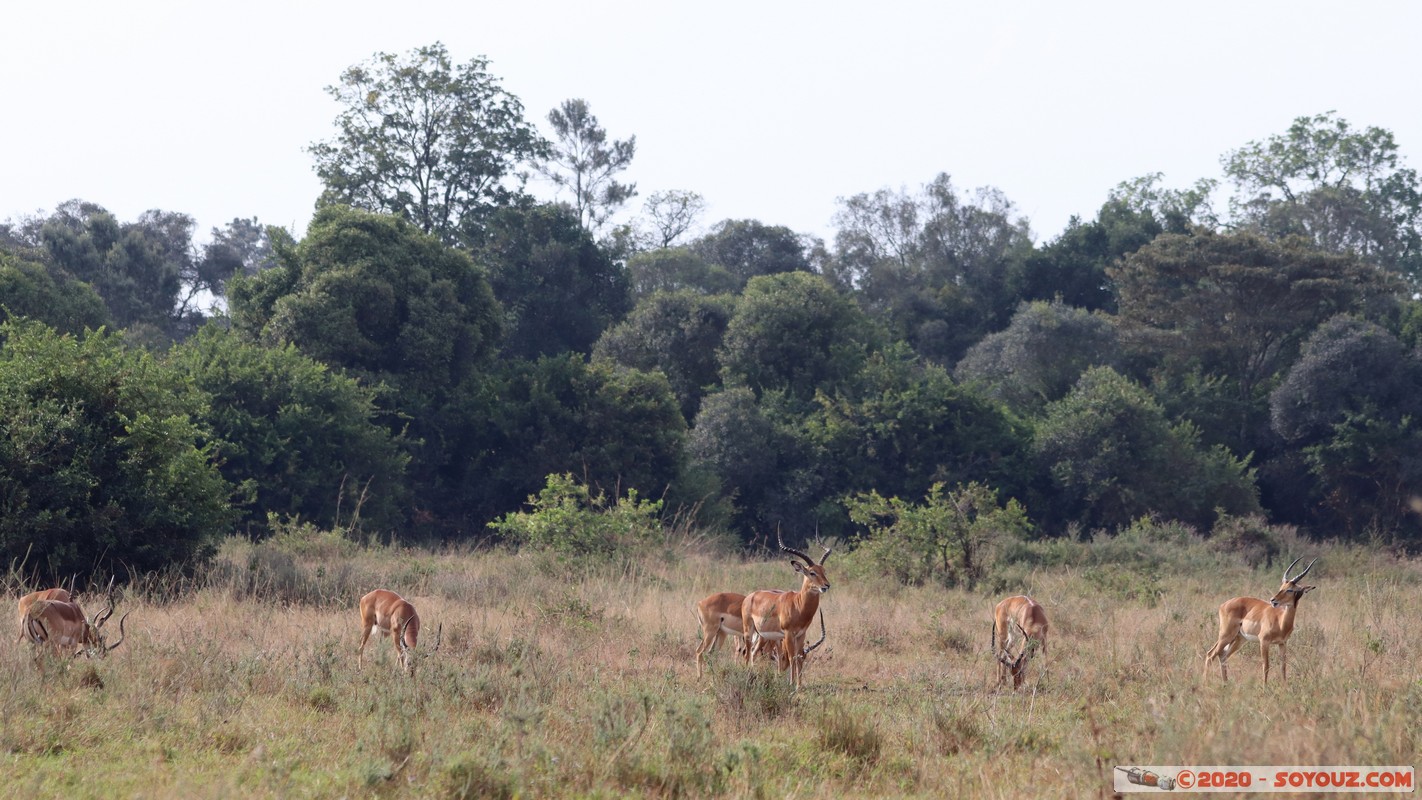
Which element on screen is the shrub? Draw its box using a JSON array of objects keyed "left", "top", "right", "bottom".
[{"left": 487, "top": 473, "right": 664, "bottom": 558}]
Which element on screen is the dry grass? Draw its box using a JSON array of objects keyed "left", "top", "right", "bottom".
[{"left": 2, "top": 534, "right": 1420, "bottom": 799}]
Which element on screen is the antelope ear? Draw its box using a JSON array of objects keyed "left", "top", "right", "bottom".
[
  {"left": 790, "top": 560, "right": 808, "bottom": 574},
  {"left": 1299, "top": 585, "right": 1316, "bottom": 594}
]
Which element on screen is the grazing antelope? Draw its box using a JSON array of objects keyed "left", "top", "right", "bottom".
[
  {"left": 17, "top": 588, "right": 74, "bottom": 643},
  {"left": 741, "top": 533, "right": 831, "bottom": 690},
  {"left": 24, "top": 589, "right": 128, "bottom": 658},
  {"left": 1203, "top": 556, "right": 1316, "bottom": 683},
  {"left": 358, "top": 589, "right": 441, "bottom": 676},
  {"left": 992, "top": 595, "right": 1049, "bottom": 690}
]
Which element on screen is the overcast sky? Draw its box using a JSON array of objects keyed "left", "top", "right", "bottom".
[{"left": 4, "top": 1, "right": 1420, "bottom": 247}]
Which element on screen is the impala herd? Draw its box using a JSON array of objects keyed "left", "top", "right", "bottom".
[{"left": 13, "top": 543, "right": 1318, "bottom": 691}]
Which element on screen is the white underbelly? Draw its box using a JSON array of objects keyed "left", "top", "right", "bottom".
[{"left": 755, "top": 631, "right": 785, "bottom": 642}]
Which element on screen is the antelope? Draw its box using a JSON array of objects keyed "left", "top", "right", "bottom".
[
  {"left": 1203, "top": 556, "right": 1316, "bottom": 683},
  {"left": 741, "top": 533, "right": 831, "bottom": 690},
  {"left": 992, "top": 595, "right": 1049, "bottom": 690},
  {"left": 694, "top": 591, "right": 751, "bottom": 677},
  {"left": 358, "top": 589, "right": 441, "bottom": 676},
  {"left": 24, "top": 589, "right": 128, "bottom": 658},
  {"left": 17, "top": 588, "right": 74, "bottom": 643}
]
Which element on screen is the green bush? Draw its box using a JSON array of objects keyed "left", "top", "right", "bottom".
[
  {"left": 487, "top": 473, "right": 664, "bottom": 558},
  {"left": 0, "top": 320, "right": 234, "bottom": 579},
  {"left": 844, "top": 482, "right": 1031, "bottom": 588}
]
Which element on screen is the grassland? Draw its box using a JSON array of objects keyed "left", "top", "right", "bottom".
[{"left": 2, "top": 528, "right": 1419, "bottom": 799}]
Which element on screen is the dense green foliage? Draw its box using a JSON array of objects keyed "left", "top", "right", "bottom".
[
  {"left": 0, "top": 321, "right": 234, "bottom": 578},
  {"left": 6, "top": 46, "right": 1422, "bottom": 572},
  {"left": 169, "top": 326, "right": 410, "bottom": 535}
]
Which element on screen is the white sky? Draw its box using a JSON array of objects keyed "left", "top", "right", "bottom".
[{"left": 4, "top": 1, "right": 1420, "bottom": 247}]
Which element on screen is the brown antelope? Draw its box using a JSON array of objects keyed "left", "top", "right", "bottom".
[
  {"left": 358, "top": 589, "right": 441, "bottom": 676},
  {"left": 992, "top": 595, "right": 1049, "bottom": 690},
  {"left": 24, "top": 590, "right": 128, "bottom": 658},
  {"left": 1203, "top": 556, "right": 1316, "bottom": 683},
  {"left": 17, "top": 588, "right": 74, "bottom": 643},
  {"left": 741, "top": 533, "right": 831, "bottom": 690},
  {"left": 694, "top": 591, "right": 751, "bottom": 676}
]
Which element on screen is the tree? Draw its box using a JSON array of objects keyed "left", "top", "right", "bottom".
[
  {"left": 196, "top": 217, "right": 277, "bottom": 301},
  {"left": 1110, "top": 229, "right": 1400, "bottom": 453},
  {"left": 1223, "top": 112, "right": 1422, "bottom": 286},
  {"left": 1016, "top": 199, "right": 1165, "bottom": 312},
  {"left": 955, "top": 300, "right": 1120, "bottom": 414},
  {"left": 1269, "top": 316, "right": 1422, "bottom": 541},
  {"left": 226, "top": 205, "right": 502, "bottom": 524},
  {"left": 308, "top": 43, "right": 546, "bottom": 244},
  {"left": 472, "top": 202, "right": 631, "bottom": 359},
  {"left": 27, "top": 201, "right": 189, "bottom": 339},
  {"left": 230, "top": 205, "right": 501, "bottom": 404},
  {"left": 686, "top": 386, "right": 788, "bottom": 537},
  {"left": 831, "top": 174, "right": 1034, "bottom": 364},
  {"left": 536, "top": 98, "right": 636, "bottom": 232},
  {"left": 593, "top": 290, "right": 735, "bottom": 422},
  {"left": 623, "top": 247, "right": 736, "bottom": 299},
  {"left": 1032, "top": 366, "right": 1259, "bottom": 532},
  {"left": 641, "top": 190, "right": 707, "bottom": 249},
  {"left": 690, "top": 219, "right": 811, "bottom": 288},
  {"left": 718, "top": 272, "right": 872, "bottom": 404},
  {"left": 170, "top": 325, "right": 410, "bottom": 536},
  {"left": 0, "top": 251, "right": 109, "bottom": 334},
  {"left": 441, "top": 356, "right": 687, "bottom": 528},
  {"left": 806, "top": 346, "right": 1032, "bottom": 518},
  {"left": 0, "top": 320, "right": 234, "bottom": 579},
  {"left": 1107, "top": 173, "right": 1220, "bottom": 233}
]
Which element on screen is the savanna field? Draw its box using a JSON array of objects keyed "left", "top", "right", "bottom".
[{"left": 3, "top": 527, "right": 1420, "bottom": 800}]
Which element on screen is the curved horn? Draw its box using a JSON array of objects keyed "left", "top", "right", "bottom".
[
  {"left": 105, "top": 611, "right": 130, "bottom": 652},
  {"left": 777, "top": 530, "right": 815, "bottom": 566},
  {"left": 1289, "top": 557, "right": 1316, "bottom": 583},
  {"left": 815, "top": 540, "right": 833, "bottom": 565},
  {"left": 803, "top": 611, "right": 828, "bottom": 656},
  {"left": 398, "top": 617, "right": 412, "bottom": 653},
  {"left": 94, "top": 577, "right": 118, "bottom": 627}
]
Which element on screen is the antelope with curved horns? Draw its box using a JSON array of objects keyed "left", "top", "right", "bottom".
[
  {"left": 741, "top": 532, "right": 832, "bottom": 690},
  {"left": 359, "top": 590, "right": 441, "bottom": 676},
  {"left": 24, "top": 584, "right": 128, "bottom": 658},
  {"left": 1203, "top": 556, "right": 1317, "bottom": 683}
]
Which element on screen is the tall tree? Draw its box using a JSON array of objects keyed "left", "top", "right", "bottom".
[
  {"left": 718, "top": 271, "right": 872, "bottom": 405},
  {"left": 956, "top": 300, "right": 1121, "bottom": 414},
  {"left": 0, "top": 251, "right": 109, "bottom": 334},
  {"left": 471, "top": 203, "right": 632, "bottom": 359},
  {"left": 690, "top": 219, "right": 811, "bottom": 288},
  {"left": 1223, "top": 112, "right": 1422, "bottom": 286},
  {"left": 1110, "top": 230, "right": 1400, "bottom": 453},
  {"left": 1032, "top": 366, "right": 1259, "bottom": 532},
  {"left": 831, "top": 174, "right": 1033, "bottom": 365},
  {"left": 536, "top": 98, "right": 637, "bottom": 232},
  {"left": 308, "top": 43, "right": 546, "bottom": 244},
  {"left": 1269, "top": 316, "right": 1422, "bottom": 542},
  {"left": 640, "top": 190, "right": 706, "bottom": 249},
  {"left": 593, "top": 290, "right": 735, "bottom": 422}
]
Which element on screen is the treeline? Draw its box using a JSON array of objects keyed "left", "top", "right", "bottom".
[{"left": 3, "top": 43, "right": 1422, "bottom": 579}]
